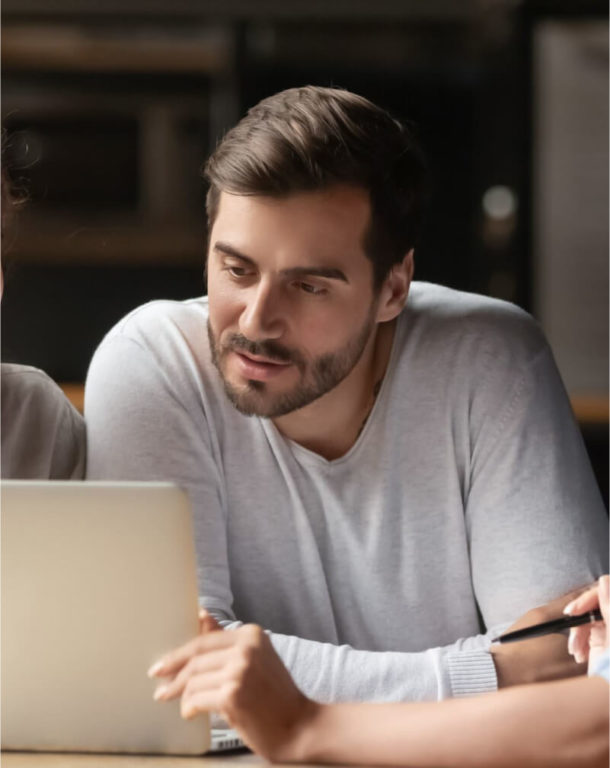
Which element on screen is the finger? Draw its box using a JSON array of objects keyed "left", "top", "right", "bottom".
[
  {"left": 148, "top": 637, "right": 203, "bottom": 678},
  {"left": 598, "top": 575, "right": 609, "bottom": 625},
  {"left": 563, "top": 584, "right": 599, "bottom": 616},
  {"left": 199, "top": 608, "right": 221, "bottom": 634},
  {"left": 569, "top": 625, "right": 591, "bottom": 664},
  {"left": 148, "top": 631, "right": 239, "bottom": 678},
  {"left": 154, "top": 648, "right": 233, "bottom": 701},
  {"left": 589, "top": 622, "right": 607, "bottom": 651},
  {"left": 181, "top": 679, "right": 243, "bottom": 724},
  {"left": 181, "top": 689, "right": 227, "bottom": 720}
]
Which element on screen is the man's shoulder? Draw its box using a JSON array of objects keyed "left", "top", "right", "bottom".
[
  {"left": 407, "top": 282, "right": 534, "bottom": 327},
  {"left": 96, "top": 296, "right": 210, "bottom": 358},
  {"left": 87, "top": 296, "right": 218, "bottom": 407},
  {"left": 405, "top": 282, "right": 545, "bottom": 357},
  {"left": 107, "top": 296, "right": 208, "bottom": 337}
]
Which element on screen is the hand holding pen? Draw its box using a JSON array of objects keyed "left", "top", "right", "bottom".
[
  {"left": 492, "top": 608, "right": 603, "bottom": 645},
  {"left": 564, "top": 575, "right": 609, "bottom": 673},
  {"left": 493, "top": 575, "right": 609, "bottom": 675}
]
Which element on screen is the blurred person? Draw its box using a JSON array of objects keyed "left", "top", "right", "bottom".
[
  {"left": 150, "top": 576, "right": 610, "bottom": 767},
  {"left": 1, "top": 167, "right": 85, "bottom": 479},
  {"left": 86, "top": 86, "right": 608, "bottom": 702}
]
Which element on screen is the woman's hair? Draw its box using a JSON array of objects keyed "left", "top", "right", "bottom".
[
  {"left": 204, "top": 86, "right": 427, "bottom": 289},
  {"left": 1, "top": 134, "right": 27, "bottom": 258}
]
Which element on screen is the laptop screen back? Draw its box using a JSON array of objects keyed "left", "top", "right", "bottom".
[{"left": 1, "top": 481, "right": 210, "bottom": 755}]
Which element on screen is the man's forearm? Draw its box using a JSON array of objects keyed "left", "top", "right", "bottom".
[
  {"left": 490, "top": 586, "right": 589, "bottom": 688},
  {"left": 213, "top": 587, "right": 586, "bottom": 701},
  {"left": 265, "top": 628, "right": 498, "bottom": 702}
]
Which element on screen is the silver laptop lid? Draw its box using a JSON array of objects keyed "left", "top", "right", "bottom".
[{"left": 1, "top": 481, "right": 210, "bottom": 755}]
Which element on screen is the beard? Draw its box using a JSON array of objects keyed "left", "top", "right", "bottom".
[{"left": 207, "top": 308, "right": 376, "bottom": 418}]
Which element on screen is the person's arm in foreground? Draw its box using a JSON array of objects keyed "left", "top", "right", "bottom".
[{"left": 150, "top": 577, "right": 610, "bottom": 767}]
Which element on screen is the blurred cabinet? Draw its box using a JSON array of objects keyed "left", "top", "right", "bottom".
[
  {"left": 1, "top": 2, "right": 607, "bottom": 505},
  {"left": 533, "top": 20, "right": 608, "bottom": 397},
  {"left": 2, "top": 4, "right": 533, "bottom": 382}
]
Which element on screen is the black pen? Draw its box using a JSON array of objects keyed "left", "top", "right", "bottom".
[{"left": 492, "top": 609, "right": 603, "bottom": 644}]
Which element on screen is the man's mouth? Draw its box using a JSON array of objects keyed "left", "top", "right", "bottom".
[
  {"left": 231, "top": 350, "right": 294, "bottom": 381},
  {"left": 236, "top": 349, "right": 290, "bottom": 365}
]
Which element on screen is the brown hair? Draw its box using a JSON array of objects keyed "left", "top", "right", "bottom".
[
  {"left": 1, "top": 130, "right": 27, "bottom": 258},
  {"left": 1, "top": 167, "right": 22, "bottom": 260},
  {"left": 204, "top": 86, "right": 426, "bottom": 289}
]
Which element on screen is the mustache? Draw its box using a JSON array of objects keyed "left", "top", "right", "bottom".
[{"left": 225, "top": 333, "right": 305, "bottom": 366}]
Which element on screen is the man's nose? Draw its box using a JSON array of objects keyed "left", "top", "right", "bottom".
[{"left": 239, "top": 281, "right": 285, "bottom": 341}]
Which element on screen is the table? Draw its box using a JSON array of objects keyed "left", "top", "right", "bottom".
[{"left": 1, "top": 752, "right": 313, "bottom": 768}]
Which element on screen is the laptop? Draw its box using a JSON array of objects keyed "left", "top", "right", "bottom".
[{"left": 1, "top": 480, "right": 244, "bottom": 755}]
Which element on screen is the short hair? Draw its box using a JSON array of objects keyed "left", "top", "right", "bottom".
[{"left": 203, "top": 85, "right": 427, "bottom": 289}]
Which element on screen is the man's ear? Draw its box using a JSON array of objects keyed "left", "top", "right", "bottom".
[{"left": 376, "top": 250, "right": 414, "bottom": 322}]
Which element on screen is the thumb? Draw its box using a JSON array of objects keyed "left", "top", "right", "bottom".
[
  {"left": 598, "top": 575, "right": 609, "bottom": 627},
  {"left": 199, "top": 608, "right": 221, "bottom": 634}
]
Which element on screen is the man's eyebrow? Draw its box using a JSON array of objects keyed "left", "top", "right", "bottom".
[
  {"left": 213, "top": 242, "right": 255, "bottom": 264},
  {"left": 281, "top": 266, "right": 348, "bottom": 283},
  {"left": 213, "top": 241, "right": 349, "bottom": 283}
]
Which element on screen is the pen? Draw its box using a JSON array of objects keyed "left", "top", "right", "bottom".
[{"left": 492, "top": 608, "right": 603, "bottom": 644}]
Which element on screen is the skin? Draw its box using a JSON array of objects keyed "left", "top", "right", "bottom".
[
  {"left": 205, "top": 185, "right": 411, "bottom": 460},
  {"left": 490, "top": 585, "right": 590, "bottom": 687},
  {"left": 566, "top": 575, "right": 610, "bottom": 670},
  {"left": 152, "top": 578, "right": 609, "bottom": 767}
]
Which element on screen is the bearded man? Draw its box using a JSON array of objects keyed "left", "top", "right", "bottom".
[{"left": 85, "top": 86, "right": 608, "bottom": 702}]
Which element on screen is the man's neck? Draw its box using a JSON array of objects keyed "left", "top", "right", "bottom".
[{"left": 272, "top": 320, "right": 397, "bottom": 461}]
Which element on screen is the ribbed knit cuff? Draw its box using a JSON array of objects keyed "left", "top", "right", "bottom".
[{"left": 446, "top": 649, "right": 498, "bottom": 697}]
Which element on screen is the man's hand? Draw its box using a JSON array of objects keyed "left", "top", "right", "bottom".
[
  {"left": 147, "top": 613, "right": 318, "bottom": 762},
  {"left": 564, "top": 575, "right": 609, "bottom": 674},
  {"left": 491, "top": 585, "right": 590, "bottom": 688},
  {"left": 198, "top": 607, "right": 221, "bottom": 634}
]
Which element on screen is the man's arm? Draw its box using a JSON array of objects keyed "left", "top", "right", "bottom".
[
  {"left": 86, "top": 318, "right": 607, "bottom": 702},
  {"left": 223, "top": 587, "right": 587, "bottom": 701},
  {"left": 490, "top": 588, "right": 589, "bottom": 687},
  {"left": 464, "top": 336, "right": 608, "bottom": 689},
  {"left": 150, "top": 603, "right": 609, "bottom": 768}
]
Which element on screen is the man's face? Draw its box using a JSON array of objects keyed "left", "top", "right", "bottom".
[{"left": 206, "top": 185, "right": 381, "bottom": 418}]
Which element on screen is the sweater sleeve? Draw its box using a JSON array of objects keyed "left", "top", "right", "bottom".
[
  {"left": 466, "top": 343, "right": 608, "bottom": 626},
  {"left": 439, "top": 337, "right": 609, "bottom": 696},
  {"left": 85, "top": 333, "right": 234, "bottom": 617},
  {"left": 268, "top": 630, "right": 499, "bottom": 702}
]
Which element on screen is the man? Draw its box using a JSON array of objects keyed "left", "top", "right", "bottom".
[{"left": 85, "top": 85, "right": 608, "bottom": 702}]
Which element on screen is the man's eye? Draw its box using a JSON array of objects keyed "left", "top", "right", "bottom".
[
  {"left": 298, "top": 282, "right": 326, "bottom": 296},
  {"left": 226, "top": 266, "right": 249, "bottom": 278}
]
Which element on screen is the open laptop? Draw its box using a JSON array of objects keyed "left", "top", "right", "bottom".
[{"left": 1, "top": 480, "right": 244, "bottom": 755}]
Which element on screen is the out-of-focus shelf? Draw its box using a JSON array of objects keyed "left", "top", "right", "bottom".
[
  {"left": 1, "top": 25, "right": 232, "bottom": 73},
  {"left": 10, "top": 225, "right": 206, "bottom": 266},
  {"left": 1, "top": 0, "right": 486, "bottom": 22},
  {"left": 570, "top": 393, "right": 609, "bottom": 426},
  {"left": 60, "top": 383, "right": 85, "bottom": 414}
]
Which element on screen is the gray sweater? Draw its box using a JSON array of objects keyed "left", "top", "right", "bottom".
[
  {"left": 2, "top": 363, "right": 86, "bottom": 479},
  {"left": 85, "top": 282, "right": 608, "bottom": 702}
]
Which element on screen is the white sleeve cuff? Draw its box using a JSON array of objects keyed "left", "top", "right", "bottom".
[{"left": 446, "top": 649, "right": 498, "bottom": 697}]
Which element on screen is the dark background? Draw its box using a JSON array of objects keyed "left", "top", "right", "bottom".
[{"left": 2, "top": 0, "right": 608, "bottom": 504}]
